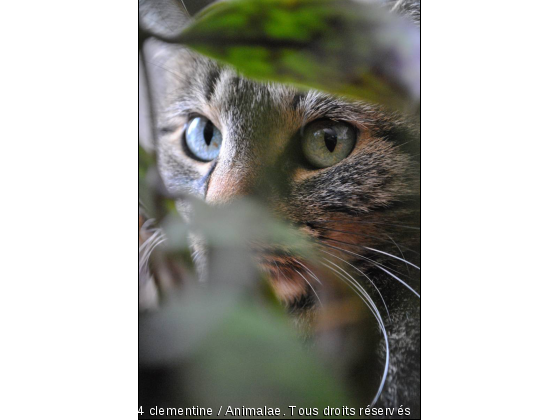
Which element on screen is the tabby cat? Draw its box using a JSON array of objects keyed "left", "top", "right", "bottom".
[{"left": 141, "top": 0, "right": 420, "bottom": 416}]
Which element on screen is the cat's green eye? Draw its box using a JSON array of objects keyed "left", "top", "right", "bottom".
[
  {"left": 184, "top": 116, "right": 222, "bottom": 162},
  {"left": 301, "top": 120, "right": 357, "bottom": 168}
]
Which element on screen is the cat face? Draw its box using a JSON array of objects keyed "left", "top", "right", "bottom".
[{"left": 156, "top": 46, "right": 419, "bottom": 304}]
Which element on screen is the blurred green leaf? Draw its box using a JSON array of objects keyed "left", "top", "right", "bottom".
[
  {"left": 140, "top": 283, "right": 354, "bottom": 417},
  {"left": 174, "top": 0, "right": 419, "bottom": 110},
  {"left": 185, "top": 197, "right": 314, "bottom": 255},
  {"left": 189, "top": 300, "right": 354, "bottom": 416}
]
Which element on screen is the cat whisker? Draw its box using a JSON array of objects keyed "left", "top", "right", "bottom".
[
  {"left": 319, "top": 249, "right": 391, "bottom": 321},
  {"left": 140, "top": 237, "right": 165, "bottom": 270},
  {"left": 139, "top": 229, "right": 166, "bottom": 272},
  {"left": 146, "top": 59, "right": 188, "bottom": 84},
  {"left": 312, "top": 219, "right": 420, "bottom": 231},
  {"left": 363, "top": 245, "right": 419, "bottom": 270},
  {"left": 324, "top": 237, "right": 420, "bottom": 271},
  {"left": 179, "top": 0, "right": 191, "bottom": 17},
  {"left": 320, "top": 258, "right": 389, "bottom": 407},
  {"left": 293, "top": 268, "right": 323, "bottom": 307},
  {"left": 271, "top": 260, "right": 322, "bottom": 307},
  {"left": 293, "top": 259, "right": 323, "bottom": 285},
  {"left": 386, "top": 234, "right": 412, "bottom": 277},
  {"left": 320, "top": 259, "right": 381, "bottom": 325},
  {"left": 369, "top": 259, "right": 420, "bottom": 299},
  {"left": 311, "top": 224, "right": 420, "bottom": 256},
  {"left": 321, "top": 242, "right": 420, "bottom": 298},
  {"left": 320, "top": 238, "right": 416, "bottom": 281},
  {"left": 391, "top": 0, "right": 406, "bottom": 13}
]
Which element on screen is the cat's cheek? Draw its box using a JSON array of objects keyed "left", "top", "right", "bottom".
[{"left": 158, "top": 142, "right": 215, "bottom": 197}]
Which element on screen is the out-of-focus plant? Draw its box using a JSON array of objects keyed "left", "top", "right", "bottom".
[
  {"left": 139, "top": 0, "right": 419, "bottom": 416},
  {"left": 161, "top": 0, "right": 419, "bottom": 111}
]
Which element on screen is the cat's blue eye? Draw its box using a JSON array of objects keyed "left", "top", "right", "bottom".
[
  {"left": 301, "top": 120, "right": 357, "bottom": 168},
  {"left": 184, "top": 116, "right": 222, "bottom": 162}
]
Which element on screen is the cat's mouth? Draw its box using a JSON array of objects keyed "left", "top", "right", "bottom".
[
  {"left": 253, "top": 224, "right": 356, "bottom": 304},
  {"left": 260, "top": 255, "right": 319, "bottom": 304}
]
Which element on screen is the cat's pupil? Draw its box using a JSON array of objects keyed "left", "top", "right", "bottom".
[
  {"left": 323, "top": 128, "right": 337, "bottom": 153},
  {"left": 203, "top": 121, "right": 214, "bottom": 146}
]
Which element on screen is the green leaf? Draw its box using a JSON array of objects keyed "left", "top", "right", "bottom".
[
  {"left": 188, "top": 300, "right": 355, "bottom": 415},
  {"left": 140, "top": 285, "right": 354, "bottom": 415},
  {"left": 183, "top": 197, "right": 315, "bottom": 255},
  {"left": 174, "top": 0, "right": 419, "bottom": 110}
]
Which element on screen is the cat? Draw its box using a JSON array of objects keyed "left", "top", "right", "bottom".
[{"left": 140, "top": 0, "right": 420, "bottom": 416}]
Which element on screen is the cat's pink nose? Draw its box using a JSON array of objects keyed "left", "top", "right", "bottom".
[{"left": 205, "top": 164, "right": 255, "bottom": 204}]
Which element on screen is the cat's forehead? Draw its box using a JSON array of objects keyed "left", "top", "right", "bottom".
[
  {"left": 161, "top": 47, "right": 388, "bottom": 131},
  {"left": 165, "top": 49, "right": 291, "bottom": 113}
]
